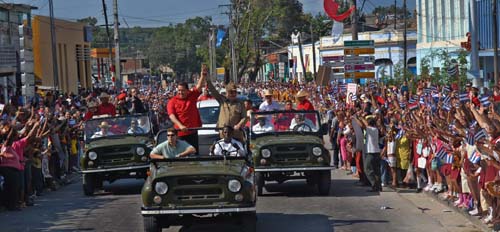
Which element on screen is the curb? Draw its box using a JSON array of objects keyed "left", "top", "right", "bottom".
[{"left": 420, "top": 191, "right": 492, "bottom": 232}]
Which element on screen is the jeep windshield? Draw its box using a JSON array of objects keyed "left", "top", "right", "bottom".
[
  {"left": 84, "top": 114, "right": 151, "bottom": 142},
  {"left": 250, "top": 110, "right": 320, "bottom": 135}
]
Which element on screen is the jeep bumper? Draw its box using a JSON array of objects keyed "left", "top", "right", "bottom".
[
  {"left": 255, "top": 166, "right": 335, "bottom": 172},
  {"left": 81, "top": 164, "right": 149, "bottom": 174},
  {"left": 141, "top": 206, "right": 256, "bottom": 215}
]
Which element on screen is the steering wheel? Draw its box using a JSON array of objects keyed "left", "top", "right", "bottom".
[
  {"left": 293, "top": 123, "right": 312, "bottom": 132},
  {"left": 129, "top": 127, "right": 145, "bottom": 134}
]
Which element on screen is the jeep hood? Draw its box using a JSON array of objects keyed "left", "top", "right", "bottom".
[
  {"left": 154, "top": 161, "right": 245, "bottom": 178},
  {"left": 252, "top": 135, "right": 322, "bottom": 148},
  {"left": 86, "top": 136, "right": 152, "bottom": 149}
]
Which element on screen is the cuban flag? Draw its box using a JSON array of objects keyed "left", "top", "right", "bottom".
[
  {"left": 442, "top": 85, "right": 451, "bottom": 94},
  {"left": 395, "top": 129, "right": 405, "bottom": 140},
  {"left": 430, "top": 85, "right": 438, "bottom": 93},
  {"left": 442, "top": 103, "right": 452, "bottom": 111},
  {"left": 399, "top": 102, "right": 406, "bottom": 109},
  {"left": 420, "top": 96, "right": 426, "bottom": 105},
  {"left": 469, "top": 150, "right": 481, "bottom": 164},
  {"left": 369, "top": 82, "right": 377, "bottom": 90},
  {"left": 408, "top": 95, "right": 418, "bottom": 104},
  {"left": 466, "top": 131, "right": 475, "bottom": 145},
  {"left": 474, "top": 129, "right": 487, "bottom": 142},
  {"left": 435, "top": 147, "right": 447, "bottom": 160},
  {"left": 480, "top": 95, "right": 491, "bottom": 107},
  {"left": 351, "top": 95, "right": 358, "bottom": 101},
  {"left": 442, "top": 95, "right": 451, "bottom": 105},
  {"left": 445, "top": 153, "right": 454, "bottom": 164},
  {"left": 423, "top": 88, "right": 431, "bottom": 95},
  {"left": 459, "top": 93, "right": 469, "bottom": 103},
  {"left": 469, "top": 120, "right": 478, "bottom": 129},
  {"left": 409, "top": 102, "right": 419, "bottom": 111}
]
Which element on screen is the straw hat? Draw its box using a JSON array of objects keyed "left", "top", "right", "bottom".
[
  {"left": 99, "top": 92, "right": 110, "bottom": 98},
  {"left": 296, "top": 90, "right": 308, "bottom": 98},
  {"left": 98, "top": 121, "right": 111, "bottom": 128},
  {"left": 87, "top": 101, "right": 98, "bottom": 108},
  {"left": 263, "top": 89, "right": 273, "bottom": 96},
  {"left": 225, "top": 82, "right": 237, "bottom": 92},
  {"left": 255, "top": 114, "right": 267, "bottom": 119}
]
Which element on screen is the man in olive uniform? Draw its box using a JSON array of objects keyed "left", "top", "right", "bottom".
[{"left": 205, "top": 65, "right": 247, "bottom": 141}]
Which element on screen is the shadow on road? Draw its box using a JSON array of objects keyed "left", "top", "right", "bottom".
[{"left": 175, "top": 213, "right": 334, "bottom": 232}]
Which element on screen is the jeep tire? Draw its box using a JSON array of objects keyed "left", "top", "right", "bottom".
[
  {"left": 318, "top": 170, "right": 331, "bottom": 196},
  {"left": 255, "top": 172, "right": 264, "bottom": 196},
  {"left": 240, "top": 212, "right": 257, "bottom": 232},
  {"left": 143, "top": 216, "right": 161, "bottom": 232},
  {"left": 83, "top": 174, "right": 95, "bottom": 196}
]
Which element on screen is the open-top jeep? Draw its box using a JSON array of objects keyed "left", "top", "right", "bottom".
[
  {"left": 141, "top": 128, "right": 256, "bottom": 232},
  {"left": 81, "top": 113, "right": 154, "bottom": 196},
  {"left": 250, "top": 110, "right": 333, "bottom": 196}
]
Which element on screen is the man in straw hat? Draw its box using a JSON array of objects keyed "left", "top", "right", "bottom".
[
  {"left": 97, "top": 92, "right": 116, "bottom": 116},
  {"left": 259, "top": 89, "right": 281, "bottom": 112},
  {"left": 296, "top": 90, "right": 315, "bottom": 111},
  {"left": 204, "top": 64, "right": 246, "bottom": 141},
  {"left": 91, "top": 121, "right": 115, "bottom": 138},
  {"left": 252, "top": 114, "right": 274, "bottom": 134}
]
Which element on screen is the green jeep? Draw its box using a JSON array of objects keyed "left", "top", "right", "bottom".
[
  {"left": 250, "top": 110, "right": 333, "bottom": 196},
  {"left": 141, "top": 128, "right": 256, "bottom": 232},
  {"left": 81, "top": 114, "right": 154, "bottom": 196}
]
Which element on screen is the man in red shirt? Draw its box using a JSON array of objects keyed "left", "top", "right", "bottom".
[
  {"left": 167, "top": 71, "right": 206, "bottom": 152},
  {"left": 296, "top": 90, "right": 315, "bottom": 111},
  {"left": 97, "top": 92, "right": 116, "bottom": 116}
]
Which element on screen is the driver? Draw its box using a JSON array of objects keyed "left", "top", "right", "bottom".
[
  {"left": 127, "top": 119, "right": 144, "bottom": 134},
  {"left": 289, "top": 113, "right": 316, "bottom": 131},
  {"left": 91, "top": 121, "right": 115, "bottom": 138},
  {"left": 149, "top": 128, "right": 196, "bottom": 159},
  {"left": 212, "top": 125, "right": 246, "bottom": 157},
  {"left": 252, "top": 115, "right": 274, "bottom": 134},
  {"left": 137, "top": 117, "right": 149, "bottom": 132}
]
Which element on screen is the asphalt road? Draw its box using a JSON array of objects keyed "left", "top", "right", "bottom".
[{"left": 0, "top": 168, "right": 482, "bottom": 232}]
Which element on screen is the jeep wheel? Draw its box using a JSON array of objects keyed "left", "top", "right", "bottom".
[
  {"left": 143, "top": 216, "right": 161, "bottom": 232},
  {"left": 255, "top": 172, "right": 264, "bottom": 196},
  {"left": 83, "top": 174, "right": 95, "bottom": 196},
  {"left": 240, "top": 212, "right": 257, "bottom": 232},
  {"left": 318, "top": 170, "right": 331, "bottom": 196}
]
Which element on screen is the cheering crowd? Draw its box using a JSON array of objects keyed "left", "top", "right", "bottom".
[{"left": 1, "top": 69, "right": 500, "bottom": 229}]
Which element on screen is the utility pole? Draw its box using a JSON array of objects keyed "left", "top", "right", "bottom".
[
  {"left": 219, "top": 4, "right": 238, "bottom": 83},
  {"left": 394, "top": 0, "right": 397, "bottom": 30},
  {"left": 295, "top": 31, "right": 307, "bottom": 83},
  {"left": 403, "top": 0, "right": 408, "bottom": 81},
  {"left": 470, "top": 0, "right": 481, "bottom": 87},
  {"left": 113, "top": 0, "right": 121, "bottom": 89},
  {"left": 102, "top": 0, "right": 112, "bottom": 86},
  {"left": 48, "top": 0, "right": 58, "bottom": 91},
  {"left": 310, "top": 21, "right": 317, "bottom": 80},
  {"left": 493, "top": 0, "right": 499, "bottom": 85},
  {"left": 351, "top": 0, "right": 359, "bottom": 83}
]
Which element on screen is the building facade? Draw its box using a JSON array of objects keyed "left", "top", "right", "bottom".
[{"left": 33, "top": 15, "right": 92, "bottom": 94}]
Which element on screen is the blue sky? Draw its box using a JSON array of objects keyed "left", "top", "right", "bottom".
[{"left": 8, "top": 0, "right": 415, "bottom": 27}]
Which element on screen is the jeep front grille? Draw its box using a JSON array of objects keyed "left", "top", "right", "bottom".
[
  {"left": 271, "top": 145, "right": 310, "bottom": 162},
  {"left": 100, "top": 157, "right": 134, "bottom": 165},
  {"left": 175, "top": 188, "right": 223, "bottom": 200},
  {"left": 177, "top": 177, "right": 219, "bottom": 185},
  {"left": 276, "top": 145, "right": 307, "bottom": 152}
]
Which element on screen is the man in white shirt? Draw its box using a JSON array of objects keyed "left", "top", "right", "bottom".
[
  {"left": 354, "top": 114, "right": 382, "bottom": 192},
  {"left": 91, "top": 121, "right": 115, "bottom": 138},
  {"left": 252, "top": 115, "right": 274, "bottom": 134},
  {"left": 259, "top": 89, "right": 281, "bottom": 112},
  {"left": 289, "top": 113, "right": 316, "bottom": 131},
  {"left": 212, "top": 126, "right": 246, "bottom": 157}
]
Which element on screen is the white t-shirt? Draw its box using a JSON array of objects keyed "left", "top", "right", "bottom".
[
  {"left": 259, "top": 101, "right": 281, "bottom": 111},
  {"left": 212, "top": 139, "right": 246, "bottom": 157},
  {"left": 252, "top": 123, "right": 274, "bottom": 134},
  {"left": 387, "top": 141, "right": 396, "bottom": 155},
  {"left": 365, "top": 126, "right": 380, "bottom": 153}
]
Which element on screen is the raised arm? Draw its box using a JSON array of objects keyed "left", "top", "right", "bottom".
[{"left": 196, "top": 65, "right": 208, "bottom": 91}]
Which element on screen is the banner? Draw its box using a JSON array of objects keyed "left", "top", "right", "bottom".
[
  {"left": 216, "top": 29, "right": 226, "bottom": 47},
  {"left": 331, "top": 20, "right": 343, "bottom": 44},
  {"left": 324, "top": 0, "right": 356, "bottom": 22}
]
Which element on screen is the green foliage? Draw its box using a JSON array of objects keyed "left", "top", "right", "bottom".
[
  {"left": 392, "top": 61, "right": 412, "bottom": 85},
  {"left": 305, "top": 72, "right": 313, "bottom": 82}
]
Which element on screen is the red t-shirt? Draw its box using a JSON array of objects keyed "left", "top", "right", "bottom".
[
  {"left": 12, "top": 137, "right": 28, "bottom": 171},
  {"left": 97, "top": 103, "right": 116, "bottom": 116},
  {"left": 167, "top": 88, "right": 202, "bottom": 136},
  {"left": 493, "top": 95, "right": 500, "bottom": 102},
  {"left": 297, "top": 99, "right": 315, "bottom": 111}
]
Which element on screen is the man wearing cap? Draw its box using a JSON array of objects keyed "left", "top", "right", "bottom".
[
  {"left": 167, "top": 66, "right": 207, "bottom": 152},
  {"left": 252, "top": 115, "right": 274, "bottom": 134},
  {"left": 83, "top": 101, "right": 99, "bottom": 121},
  {"left": 91, "top": 121, "right": 115, "bottom": 138},
  {"left": 296, "top": 90, "right": 315, "bottom": 111},
  {"left": 96, "top": 92, "right": 116, "bottom": 116},
  {"left": 259, "top": 89, "right": 281, "bottom": 112},
  {"left": 205, "top": 65, "right": 247, "bottom": 141}
]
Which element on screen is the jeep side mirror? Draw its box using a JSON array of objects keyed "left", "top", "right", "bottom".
[{"left": 321, "top": 123, "right": 329, "bottom": 135}]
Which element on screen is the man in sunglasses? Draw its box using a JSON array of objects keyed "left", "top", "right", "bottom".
[{"left": 149, "top": 128, "right": 196, "bottom": 159}]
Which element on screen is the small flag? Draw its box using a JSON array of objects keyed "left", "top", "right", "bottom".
[
  {"left": 435, "top": 147, "right": 447, "bottom": 160},
  {"left": 480, "top": 96, "right": 491, "bottom": 107},
  {"left": 469, "top": 150, "right": 481, "bottom": 164},
  {"left": 466, "top": 131, "right": 475, "bottom": 145},
  {"left": 442, "top": 85, "right": 451, "bottom": 94},
  {"left": 395, "top": 129, "right": 405, "bottom": 139},
  {"left": 431, "top": 85, "right": 438, "bottom": 93},
  {"left": 340, "top": 83, "right": 347, "bottom": 92},
  {"left": 474, "top": 129, "right": 487, "bottom": 142},
  {"left": 408, "top": 95, "right": 418, "bottom": 104},
  {"left": 351, "top": 95, "right": 358, "bottom": 101},
  {"left": 459, "top": 93, "right": 469, "bottom": 103},
  {"left": 420, "top": 97, "right": 425, "bottom": 105},
  {"left": 442, "top": 95, "right": 451, "bottom": 105},
  {"left": 469, "top": 120, "right": 478, "bottom": 129},
  {"left": 446, "top": 153, "right": 454, "bottom": 164},
  {"left": 409, "top": 103, "right": 418, "bottom": 111},
  {"left": 400, "top": 102, "right": 406, "bottom": 108},
  {"left": 216, "top": 29, "right": 226, "bottom": 47},
  {"left": 369, "top": 82, "right": 377, "bottom": 90},
  {"left": 424, "top": 88, "right": 431, "bottom": 95},
  {"left": 442, "top": 103, "right": 452, "bottom": 111}
]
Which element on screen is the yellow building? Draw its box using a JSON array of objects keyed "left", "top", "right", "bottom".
[{"left": 32, "top": 15, "right": 91, "bottom": 94}]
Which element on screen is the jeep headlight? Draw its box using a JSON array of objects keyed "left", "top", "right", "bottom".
[
  {"left": 312, "top": 147, "right": 322, "bottom": 156},
  {"left": 88, "top": 151, "right": 97, "bottom": 160},
  {"left": 261, "top": 149, "right": 271, "bottom": 158},
  {"left": 136, "top": 147, "right": 145, "bottom": 156},
  {"left": 154, "top": 182, "right": 168, "bottom": 195},
  {"left": 228, "top": 179, "right": 242, "bottom": 193}
]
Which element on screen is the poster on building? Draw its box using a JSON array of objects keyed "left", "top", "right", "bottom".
[{"left": 346, "top": 83, "right": 357, "bottom": 104}]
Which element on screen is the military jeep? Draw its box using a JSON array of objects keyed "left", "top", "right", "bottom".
[
  {"left": 141, "top": 128, "right": 256, "bottom": 232},
  {"left": 250, "top": 110, "right": 333, "bottom": 196},
  {"left": 81, "top": 114, "right": 154, "bottom": 196}
]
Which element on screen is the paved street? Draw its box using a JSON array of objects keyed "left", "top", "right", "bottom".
[{"left": 0, "top": 168, "right": 482, "bottom": 232}]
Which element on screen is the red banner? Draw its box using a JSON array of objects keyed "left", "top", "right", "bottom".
[{"left": 324, "top": 0, "right": 355, "bottom": 22}]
